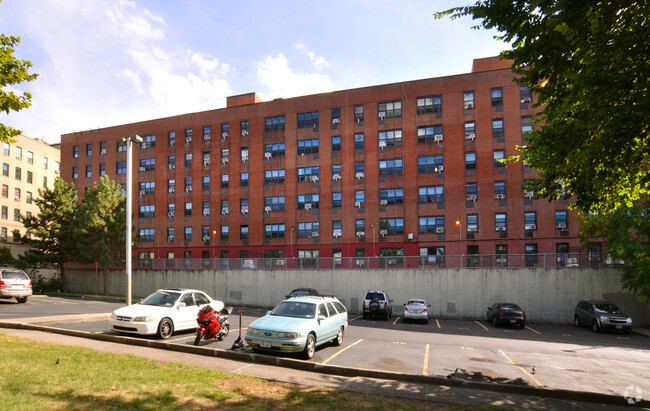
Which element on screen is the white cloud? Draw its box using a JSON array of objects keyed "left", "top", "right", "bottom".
[{"left": 255, "top": 53, "right": 333, "bottom": 100}]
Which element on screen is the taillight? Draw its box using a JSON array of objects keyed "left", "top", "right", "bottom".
[
  {"left": 383, "top": 302, "right": 387, "bottom": 309},
  {"left": 521, "top": 313, "right": 526, "bottom": 318},
  {"left": 0, "top": 280, "right": 5, "bottom": 289},
  {"left": 28, "top": 281, "right": 32, "bottom": 289},
  {"left": 363, "top": 301, "right": 366, "bottom": 308},
  {"left": 423, "top": 308, "right": 428, "bottom": 312},
  {"left": 498, "top": 311, "right": 504, "bottom": 317},
  {"left": 404, "top": 307, "right": 409, "bottom": 312}
]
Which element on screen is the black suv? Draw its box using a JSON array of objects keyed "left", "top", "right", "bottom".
[
  {"left": 574, "top": 299, "right": 633, "bottom": 333},
  {"left": 362, "top": 290, "right": 393, "bottom": 320}
]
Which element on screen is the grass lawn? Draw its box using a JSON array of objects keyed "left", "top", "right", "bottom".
[{"left": 0, "top": 334, "right": 501, "bottom": 410}]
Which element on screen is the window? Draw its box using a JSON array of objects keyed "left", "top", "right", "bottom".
[
  {"left": 185, "top": 128, "right": 193, "bottom": 141},
  {"left": 26, "top": 192, "right": 32, "bottom": 204},
  {"left": 555, "top": 210, "right": 568, "bottom": 227},
  {"left": 85, "top": 143, "right": 92, "bottom": 156},
  {"left": 221, "top": 174, "right": 229, "bottom": 188},
  {"left": 221, "top": 199, "right": 228, "bottom": 214},
  {"left": 297, "top": 138, "right": 319, "bottom": 155},
  {"left": 184, "top": 227, "right": 192, "bottom": 241},
  {"left": 466, "top": 183, "right": 478, "bottom": 197},
  {"left": 265, "top": 115, "right": 285, "bottom": 132},
  {"left": 332, "top": 192, "right": 342, "bottom": 208},
  {"left": 0, "top": 206, "right": 6, "bottom": 219},
  {"left": 72, "top": 167, "right": 78, "bottom": 179},
  {"left": 27, "top": 151, "right": 33, "bottom": 164},
  {"left": 264, "top": 196, "right": 285, "bottom": 212},
  {"left": 525, "top": 244, "right": 539, "bottom": 265},
  {"left": 202, "top": 176, "right": 210, "bottom": 191},
  {"left": 419, "top": 216, "right": 445, "bottom": 234},
  {"left": 203, "top": 126, "right": 211, "bottom": 140},
  {"left": 0, "top": 185, "right": 6, "bottom": 198},
  {"left": 378, "top": 129, "right": 403, "bottom": 147},
  {"left": 99, "top": 141, "right": 106, "bottom": 155},
  {"left": 496, "top": 245, "right": 508, "bottom": 263},
  {"left": 72, "top": 146, "right": 79, "bottom": 158},
  {"left": 297, "top": 166, "right": 319, "bottom": 182},
  {"left": 297, "top": 249, "right": 319, "bottom": 266},
  {"left": 464, "top": 122, "right": 476, "bottom": 137},
  {"left": 491, "top": 88, "right": 503, "bottom": 106},
  {"left": 297, "top": 111, "right": 319, "bottom": 128},
  {"left": 166, "top": 227, "right": 175, "bottom": 241},
  {"left": 184, "top": 177, "right": 192, "bottom": 192},
  {"left": 117, "top": 140, "right": 126, "bottom": 152},
  {"left": 524, "top": 212, "right": 537, "bottom": 229},
  {"left": 240, "top": 147, "right": 249, "bottom": 162},
  {"left": 331, "top": 136, "right": 341, "bottom": 152},
  {"left": 265, "top": 169, "right": 285, "bottom": 185},
  {"left": 2, "top": 163, "right": 7, "bottom": 176},
  {"left": 264, "top": 142, "right": 285, "bottom": 158},
  {"left": 417, "top": 125, "right": 443, "bottom": 144},
  {"left": 420, "top": 246, "right": 445, "bottom": 264},
  {"left": 417, "top": 155, "right": 443, "bottom": 173},
  {"left": 418, "top": 185, "right": 444, "bottom": 203},
  {"left": 13, "top": 188, "right": 20, "bottom": 202},
  {"left": 220, "top": 225, "right": 229, "bottom": 240},
  {"left": 331, "top": 108, "right": 341, "bottom": 124},
  {"left": 355, "top": 219, "right": 365, "bottom": 233},
  {"left": 168, "top": 155, "right": 175, "bottom": 168},
  {"left": 492, "top": 119, "right": 504, "bottom": 137},
  {"left": 520, "top": 85, "right": 532, "bottom": 103},
  {"left": 168, "top": 179, "right": 175, "bottom": 192},
  {"left": 378, "top": 100, "right": 402, "bottom": 118},
  {"left": 297, "top": 194, "right": 319, "bottom": 209},
  {"left": 379, "top": 218, "right": 404, "bottom": 235},
  {"left": 495, "top": 213, "right": 507, "bottom": 230},
  {"left": 332, "top": 221, "right": 342, "bottom": 237},
  {"left": 240, "top": 225, "right": 249, "bottom": 240},
  {"left": 240, "top": 172, "right": 248, "bottom": 187},
  {"left": 354, "top": 105, "right": 364, "bottom": 122},
  {"left": 139, "top": 181, "right": 155, "bottom": 195},
  {"left": 202, "top": 201, "right": 210, "bottom": 216},
  {"left": 221, "top": 148, "right": 229, "bottom": 163},
  {"left": 379, "top": 158, "right": 404, "bottom": 176},
  {"left": 139, "top": 228, "right": 155, "bottom": 242},
  {"left": 54, "top": 161, "right": 59, "bottom": 174},
  {"left": 416, "top": 95, "right": 442, "bottom": 114},
  {"left": 139, "top": 204, "right": 155, "bottom": 218},
  {"left": 264, "top": 223, "right": 285, "bottom": 239},
  {"left": 354, "top": 133, "right": 364, "bottom": 149},
  {"left": 240, "top": 120, "right": 249, "bottom": 135},
  {"left": 14, "top": 167, "right": 21, "bottom": 180},
  {"left": 467, "top": 214, "right": 478, "bottom": 231},
  {"left": 139, "top": 157, "right": 155, "bottom": 172},
  {"left": 354, "top": 161, "right": 364, "bottom": 176},
  {"left": 494, "top": 181, "right": 506, "bottom": 197},
  {"left": 2, "top": 143, "right": 8, "bottom": 155},
  {"left": 202, "top": 152, "right": 211, "bottom": 166},
  {"left": 99, "top": 164, "right": 105, "bottom": 177},
  {"left": 521, "top": 116, "right": 533, "bottom": 136},
  {"left": 465, "top": 152, "right": 476, "bottom": 170},
  {"left": 168, "top": 131, "right": 176, "bottom": 146},
  {"left": 493, "top": 150, "right": 505, "bottom": 168},
  {"left": 221, "top": 123, "right": 229, "bottom": 137},
  {"left": 463, "top": 91, "right": 475, "bottom": 109},
  {"left": 184, "top": 153, "right": 192, "bottom": 167},
  {"left": 85, "top": 165, "right": 91, "bottom": 178},
  {"left": 43, "top": 176, "right": 47, "bottom": 188},
  {"left": 379, "top": 188, "right": 403, "bottom": 205},
  {"left": 298, "top": 221, "right": 319, "bottom": 238},
  {"left": 332, "top": 163, "right": 341, "bottom": 177},
  {"left": 240, "top": 198, "right": 249, "bottom": 214},
  {"left": 355, "top": 191, "right": 365, "bottom": 205}
]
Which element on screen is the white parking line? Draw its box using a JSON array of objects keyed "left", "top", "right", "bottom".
[
  {"left": 322, "top": 338, "right": 363, "bottom": 364},
  {"left": 423, "top": 344, "right": 430, "bottom": 375},
  {"left": 392, "top": 317, "right": 400, "bottom": 325},
  {"left": 435, "top": 319, "right": 441, "bottom": 329},
  {"left": 474, "top": 321, "right": 489, "bottom": 331},
  {"left": 526, "top": 325, "right": 542, "bottom": 335}
]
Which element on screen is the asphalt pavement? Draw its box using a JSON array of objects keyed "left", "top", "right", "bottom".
[{"left": 1, "top": 313, "right": 648, "bottom": 410}]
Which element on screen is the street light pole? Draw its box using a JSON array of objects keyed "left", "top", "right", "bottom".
[
  {"left": 212, "top": 230, "right": 217, "bottom": 269},
  {"left": 290, "top": 227, "right": 295, "bottom": 258},
  {"left": 123, "top": 135, "right": 142, "bottom": 306},
  {"left": 370, "top": 224, "right": 376, "bottom": 257},
  {"left": 455, "top": 219, "right": 462, "bottom": 268}
]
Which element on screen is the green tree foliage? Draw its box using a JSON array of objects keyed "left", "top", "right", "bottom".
[
  {"left": 75, "top": 176, "right": 126, "bottom": 294},
  {"left": 0, "top": 27, "right": 39, "bottom": 142},
  {"left": 436, "top": 2, "right": 650, "bottom": 300},
  {"left": 0, "top": 246, "right": 13, "bottom": 266},
  {"left": 20, "top": 177, "right": 78, "bottom": 292}
]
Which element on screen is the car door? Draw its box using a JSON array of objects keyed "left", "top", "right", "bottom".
[
  {"left": 176, "top": 292, "right": 198, "bottom": 330},
  {"left": 315, "top": 303, "right": 333, "bottom": 343},
  {"left": 325, "top": 302, "right": 341, "bottom": 336}
]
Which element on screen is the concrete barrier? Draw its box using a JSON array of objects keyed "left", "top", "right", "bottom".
[{"left": 64, "top": 267, "right": 650, "bottom": 325}]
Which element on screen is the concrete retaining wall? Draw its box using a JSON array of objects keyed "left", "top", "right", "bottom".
[{"left": 65, "top": 267, "right": 650, "bottom": 326}]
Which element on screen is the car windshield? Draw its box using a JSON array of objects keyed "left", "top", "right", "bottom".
[
  {"left": 271, "top": 301, "right": 316, "bottom": 318},
  {"left": 366, "top": 292, "right": 385, "bottom": 300},
  {"left": 595, "top": 304, "right": 622, "bottom": 314},
  {"left": 140, "top": 291, "right": 180, "bottom": 307},
  {"left": 499, "top": 304, "right": 521, "bottom": 311},
  {"left": 290, "top": 290, "right": 311, "bottom": 296},
  {"left": 1, "top": 271, "right": 29, "bottom": 281},
  {"left": 407, "top": 300, "right": 425, "bottom": 306}
]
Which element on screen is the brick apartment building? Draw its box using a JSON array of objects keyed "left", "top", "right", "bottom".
[{"left": 60, "top": 56, "right": 587, "bottom": 268}]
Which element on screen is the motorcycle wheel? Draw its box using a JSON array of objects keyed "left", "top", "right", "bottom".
[
  {"left": 217, "top": 323, "right": 230, "bottom": 341},
  {"left": 193, "top": 329, "right": 204, "bottom": 346}
]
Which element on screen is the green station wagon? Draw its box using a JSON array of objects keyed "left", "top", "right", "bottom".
[{"left": 245, "top": 295, "right": 348, "bottom": 359}]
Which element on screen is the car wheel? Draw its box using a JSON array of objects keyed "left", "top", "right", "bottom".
[
  {"left": 592, "top": 320, "right": 600, "bottom": 333},
  {"left": 519, "top": 322, "right": 525, "bottom": 329},
  {"left": 362, "top": 313, "right": 368, "bottom": 320},
  {"left": 16, "top": 296, "right": 28, "bottom": 303},
  {"left": 303, "top": 333, "right": 316, "bottom": 359},
  {"left": 157, "top": 318, "right": 174, "bottom": 339},
  {"left": 333, "top": 326, "right": 344, "bottom": 346},
  {"left": 218, "top": 323, "right": 229, "bottom": 341},
  {"left": 384, "top": 311, "right": 389, "bottom": 321},
  {"left": 193, "top": 329, "right": 204, "bottom": 346},
  {"left": 574, "top": 315, "right": 581, "bottom": 328}
]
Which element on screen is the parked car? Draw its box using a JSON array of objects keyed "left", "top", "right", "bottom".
[
  {"left": 574, "top": 299, "right": 633, "bottom": 333},
  {"left": 245, "top": 295, "right": 348, "bottom": 359},
  {"left": 362, "top": 290, "right": 393, "bottom": 320},
  {"left": 487, "top": 302, "right": 526, "bottom": 328},
  {"left": 0, "top": 269, "right": 32, "bottom": 303},
  {"left": 109, "top": 288, "right": 223, "bottom": 339},
  {"left": 403, "top": 299, "right": 430, "bottom": 323},
  {"left": 285, "top": 287, "right": 319, "bottom": 299}
]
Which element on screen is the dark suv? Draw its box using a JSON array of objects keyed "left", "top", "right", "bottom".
[
  {"left": 362, "top": 290, "right": 393, "bottom": 320},
  {"left": 574, "top": 299, "right": 633, "bottom": 333}
]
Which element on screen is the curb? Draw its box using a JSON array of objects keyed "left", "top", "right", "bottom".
[{"left": 1, "top": 320, "right": 647, "bottom": 408}]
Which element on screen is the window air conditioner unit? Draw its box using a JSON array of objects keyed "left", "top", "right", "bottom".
[
  {"left": 495, "top": 194, "right": 505, "bottom": 200},
  {"left": 241, "top": 129, "right": 248, "bottom": 136},
  {"left": 100, "top": 149, "right": 106, "bottom": 155},
  {"left": 434, "top": 134, "right": 443, "bottom": 142},
  {"left": 139, "top": 190, "right": 145, "bottom": 197},
  {"left": 356, "top": 259, "right": 364, "bottom": 266},
  {"left": 139, "top": 167, "right": 146, "bottom": 172},
  {"left": 264, "top": 152, "right": 272, "bottom": 159},
  {"left": 168, "top": 187, "right": 175, "bottom": 193},
  {"left": 185, "top": 136, "right": 192, "bottom": 143},
  {"left": 203, "top": 209, "right": 210, "bottom": 216},
  {"left": 222, "top": 157, "right": 229, "bottom": 164},
  {"left": 496, "top": 226, "right": 506, "bottom": 231},
  {"left": 379, "top": 229, "right": 388, "bottom": 236},
  {"left": 333, "top": 230, "right": 342, "bottom": 238},
  {"left": 525, "top": 191, "right": 534, "bottom": 199},
  {"left": 304, "top": 175, "right": 312, "bottom": 182},
  {"left": 436, "top": 166, "right": 444, "bottom": 173},
  {"left": 525, "top": 224, "right": 536, "bottom": 230},
  {"left": 221, "top": 208, "right": 229, "bottom": 215},
  {"left": 467, "top": 195, "right": 477, "bottom": 202},
  {"left": 464, "top": 103, "right": 474, "bottom": 109},
  {"left": 467, "top": 227, "right": 477, "bottom": 232},
  {"left": 355, "top": 172, "right": 364, "bottom": 179},
  {"left": 379, "top": 200, "right": 387, "bottom": 206},
  {"left": 436, "top": 227, "right": 445, "bottom": 233},
  {"left": 521, "top": 97, "right": 532, "bottom": 103},
  {"left": 496, "top": 257, "right": 507, "bottom": 263},
  {"left": 378, "top": 111, "right": 385, "bottom": 119},
  {"left": 185, "top": 186, "right": 192, "bottom": 192},
  {"left": 465, "top": 133, "right": 476, "bottom": 140},
  {"left": 556, "top": 223, "right": 567, "bottom": 229},
  {"left": 222, "top": 132, "right": 229, "bottom": 138},
  {"left": 311, "top": 176, "right": 319, "bottom": 182},
  {"left": 203, "top": 159, "right": 210, "bottom": 166},
  {"left": 168, "top": 164, "right": 175, "bottom": 170},
  {"left": 332, "top": 118, "right": 341, "bottom": 124},
  {"left": 264, "top": 206, "right": 272, "bottom": 213},
  {"left": 241, "top": 155, "right": 248, "bottom": 162},
  {"left": 275, "top": 259, "right": 285, "bottom": 266},
  {"left": 304, "top": 203, "right": 312, "bottom": 210},
  {"left": 356, "top": 231, "right": 365, "bottom": 237},
  {"left": 311, "top": 231, "right": 319, "bottom": 238},
  {"left": 168, "top": 211, "right": 174, "bottom": 218},
  {"left": 202, "top": 235, "right": 210, "bottom": 241},
  {"left": 378, "top": 141, "right": 387, "bottom": 149},
  {"left": 332, "top": 174, "right": 341, "bottom": 181},
  {"left": 354, "top": 201, "right": 361, "bottom": 208},
  {"left": 168, "top": 236, "right": 174, "bottom": 242},
  {"left": 241, "top": 207, "right": 248, "bottom": 214},
  {"left": 203, "top": 134, "right": 210, "bottom": 140}
]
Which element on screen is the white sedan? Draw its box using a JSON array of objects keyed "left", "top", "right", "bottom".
[
  {"left": 109, "top": 288, "right": 224, "bottom": 339},
  {"left": 403, "top": 299, "right": 431, "bottom": 323}
]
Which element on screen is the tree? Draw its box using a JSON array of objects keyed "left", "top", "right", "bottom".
[
  {"left": 0, "top": 28, "right": 39, "bottom": 142},
  {"left": 75, "top": 176, "right": 127, "bottom": 295},
  {"left": 436, "top": 2, "right": 650, "bottom": 300},
  {"left": 20, "top": 177, "right": 78, "bottom": 292}
]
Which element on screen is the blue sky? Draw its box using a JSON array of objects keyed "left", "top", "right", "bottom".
[{"left": 0, "top": 0, "right": 507, "bottom": 144}]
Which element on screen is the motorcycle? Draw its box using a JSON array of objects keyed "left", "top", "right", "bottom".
[{"left": 193, "top": 304, "right": 232, "bottom": 346}]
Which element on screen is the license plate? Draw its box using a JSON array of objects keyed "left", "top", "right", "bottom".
[
  {"left": 364, "top": 309, "right": 370, "bottom": 313},
  {"left": 616, "top": 325, "right": 622, "bottom": 329},
  {"left": 510, "top": 320, "right": 516, "bottom": 323},
  {"left": 12, "top": 284, "right": 24, "bottom": 288},
  {"left": 260, "top": 340, "right": 271, "bottom": 348}
]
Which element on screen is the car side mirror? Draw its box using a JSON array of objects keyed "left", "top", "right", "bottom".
[
  {"left": 403, "top": 303, "right": 406, "bottom": 306},
  {"left": 487, "top": 307, "right": 492, "bottom": 311},
  {"left": 428, "top": 304, "right": 431, "bottom": 307},
  {"left": 266, "top": 310, "right": 272, "bottom": 315},
  {"left": 177, "top": 302, "right": 186, "bottom": 309},
  {"left": 318, "top": 315, "right": 327, "bottom": 322}
]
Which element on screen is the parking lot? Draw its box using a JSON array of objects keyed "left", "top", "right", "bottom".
[{"left": 15, "top": 295, "right": 645, "bottom": 400}]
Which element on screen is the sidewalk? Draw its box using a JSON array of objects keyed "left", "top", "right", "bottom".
[{"left": 0, "top": 316, "right": 647, "bottom": 410}]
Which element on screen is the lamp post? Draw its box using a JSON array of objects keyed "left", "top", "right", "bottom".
[
  {"left": 455, "top": 220, "right": 462, "bottom": 268},
  {"left": 290, "top": 227, "right": 295, "bottom": 258},
  {"left": 123, "top": 135, "right": 142, "bottom": 306},
  {"left": 370, "top": 224, "right": 376, "bottom": 257},
  {"left": 212, "top": 230, "right": 217, "bottom": 269}
]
